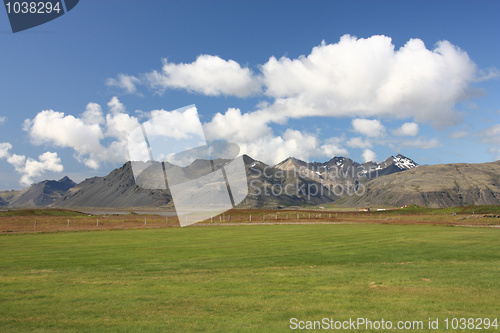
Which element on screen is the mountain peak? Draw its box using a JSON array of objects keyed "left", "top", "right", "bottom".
[
  {"left": 58, "top": 176, "right": 73, "bottom": 183},
  {"left": 392, "top": 154, "right": 418, "bottom": 170}
]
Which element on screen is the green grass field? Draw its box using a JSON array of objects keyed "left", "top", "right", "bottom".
[{"left": 1, "top": 224, "right": 499, "bottom": 332}]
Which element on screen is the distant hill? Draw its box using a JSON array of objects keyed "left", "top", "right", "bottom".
[
  {"left": 0, "top": 176, "right": 76, "bottom": 208},
  {"left": 274, "top": 154, "right": 418, "bottom": 193},
  {"left": 2, "top": 153, "right": 498, "bottom": 209},
  {"left": 336, "top": 161, "right": 500, "bottom": 208},
  {"left": 55, "top": 162, "right": 172, "bottom": 208}
]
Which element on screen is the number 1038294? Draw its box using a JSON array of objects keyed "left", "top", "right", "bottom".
[
  {"left": 5, "top": 2, "right": 62, "bottom": 14},
  {"left": 443, "top": 318, "right": 498, "bottom": 330}
]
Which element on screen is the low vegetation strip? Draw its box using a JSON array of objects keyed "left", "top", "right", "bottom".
[
  {"left": 0, "top": 224, "right": 499, "bottom": 332},
  {"left": 0, "top": 208, "right": 89, "bottom": 217},
  {"left": 1, "top": 206, "right": 500, "bottom": 233}
]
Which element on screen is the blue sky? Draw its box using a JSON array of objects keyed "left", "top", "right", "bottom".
[{"left": 1, "top": 0, "right": 499, "bottom": 189}]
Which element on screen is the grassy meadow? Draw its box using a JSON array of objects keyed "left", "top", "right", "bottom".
[{"left": 1, "top": 224, "right": 499, "bottom": 332}]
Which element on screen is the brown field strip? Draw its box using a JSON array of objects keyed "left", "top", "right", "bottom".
[{"left": 1, "top": 208, "right": 499, "bottom": 233}]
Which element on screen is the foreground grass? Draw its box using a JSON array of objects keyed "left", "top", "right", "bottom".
[{"left": 0, "top": 224, "right": 499, "bottom": 332}]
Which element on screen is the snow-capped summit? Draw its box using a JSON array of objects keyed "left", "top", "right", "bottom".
[{"left": 393, "top": 154, "right": 418, "bottom": 170}]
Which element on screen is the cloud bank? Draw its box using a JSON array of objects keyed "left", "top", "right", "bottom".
[{"left": 108, "top": 34, "right": 494, "bottom": 129}]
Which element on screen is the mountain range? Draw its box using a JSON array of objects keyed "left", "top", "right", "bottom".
[{"left": 1, "top": 154, "right": 499, "bottom": 209}]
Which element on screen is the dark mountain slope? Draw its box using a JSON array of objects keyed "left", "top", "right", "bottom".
[
  {"left": 7, "top": 176, "right": 76, "bottom": 208},
  {"left": 54, "top": 162, "right": 172, "bottom": 208}
]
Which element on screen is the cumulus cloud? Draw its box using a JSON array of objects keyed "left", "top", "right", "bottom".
[
  {"left": 203, "top": 108, "right": 349, "bottom": 164},
  {"left": 7, "top": 152, "right": 63, "bottom": 186},
  {"left": 352, "top": 118, "right": 386, "bottom": 137},
  {"left": 82, "top": 102, "right": 105, "bottom": 125},
  {"left": 362, "top": 149, "right": 377, "bottom": 162},
  {"left": 0, "top": 142, "right": 12, "bottom": 158},
  {"left": 238, "top": 129, "right": 323, "bottom": 164},
  {"left": 0, "top": 142, "right": 63, "bottom": 186},
  {"left": 321, "top": 137, "right": 349, "bottom": 157},
  {"left": 106, "top": 34, "right": 494, "bottom": 131},
  {"left": 0, "top": 116, "right": 6, "bottom": 125},
  {"left": 346, "top": 137, "right": 373, "bottom": 149},
  {"left": 204, "top": 108, "right": 274, "bottom": 143},
  {"left": 25, "top": 97, "right": 138, "bottom": 169},
  {"left": 24, "top": 97, "right": 214, "bottom": 170},
  {"left": 27, "top": 108, "right": 105, "bottom": 168},
  {"left": 143, "top": 55, "right": 261, "bottom": 97},
  {"left": 392, "top": 122, "right": 419, "bottom": 136},
  {"left": 106, "top": 74, "right": 141, "bottom": 94},
  {"left": 259, "top": 35, "right": 481, "bottom": 127}
]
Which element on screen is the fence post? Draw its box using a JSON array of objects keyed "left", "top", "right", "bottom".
[
  {"left": 249, "top": 215, "right": 251, "bottom": 222},
  {"left": 68, "top": 219, "right": 70, "bottom": 228},
  {"left": 145, "top": 217, "right": 147, "bottom": 226},
  {"left": 34, "top": 219, "right": 37, "bottom": 230},
  {"left": 97, "top": 218, "right": 99, "bottom": 228},
  {"left": 297, "top": 214, "right": 299, "bottom": 220},
  {"left": 275, "top": 215, "right": 277, "bottom": 220}
]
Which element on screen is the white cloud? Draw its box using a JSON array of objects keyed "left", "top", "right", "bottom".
[
  {"left": 0, "top": 142, "right": 12, "bottom": 158},
  {"left": 26, "top": 108, "right": 105, "bottom": 168},
  {"left": 25, "top": 98, "right": 135, "bottom": 169},
  {"left": 24, "top": 97, "right": 211, "bottom": 170},
  {"left": 352, "top": 118, "right": 386, "bottom": 137},
  {"left": 362, "top": 149, "right": 377, "bottom": 162},
  {"left": 203, "top": 107, "right": 349, "bottom": 164},
  {"left": 321, "top": 137, "right": 349, "bottom": 157},
  {"left": 400, "top": 138, "right": 442, "bottom": 149},
  {"left": 259, "top": 35, "right": 480, "bottom": 127},
  {"left": 204, "top": 108, "right": 273, "bottom": 143},
  {"left": 0, "top": 116, "right": 6, "bottom": 125},
  {"left": 82, "top": 102, "right": 105, "bottom": 125},
  {"left": 238, "top": 129, "right": 323, "bottom": 164},
  {"left": 1, "top": 144, "right": 64, "bottom": 186},
  {"left": 106, "top": 74, "right": 141, "bottom": 94},
  {"left": 144, "top": 55, "right": 261, "bottom": 97},
  {"left": 106, "top": 34, "right": 494, "bottom": 132},
  {"left": 7, "top": 151, "right": 63, "bottom": 186},
  {"left": 392, "top": 122, "right": 419, "bottom": 136},
  {"left": 346, "top": 137, "right": 373, "bottom": 149}
]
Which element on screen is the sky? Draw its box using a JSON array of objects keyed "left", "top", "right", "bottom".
[{"left": 0, "top": 0, "right": 499, "bottom": 189}]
